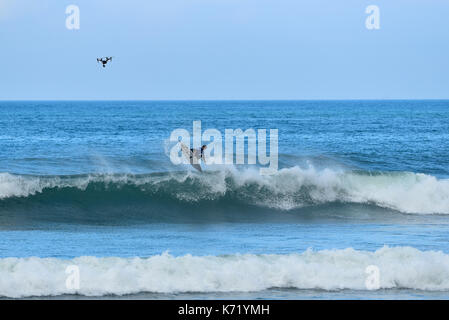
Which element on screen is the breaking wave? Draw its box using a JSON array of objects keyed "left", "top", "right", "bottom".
[
  {"left": 1, "top": 166, "right": 449, "bottom": 215},
  {"left": 1, "top": 246, "right": 449, "bottom": 298}
]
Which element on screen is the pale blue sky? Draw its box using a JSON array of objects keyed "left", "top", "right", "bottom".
[{"left": 0, "top": 0, "right": 448, "bottom": 100}]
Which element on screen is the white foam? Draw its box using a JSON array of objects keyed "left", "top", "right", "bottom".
[
  {"left": 1, "top": 246, "right": 449, "bottom": 298},
  {"left": 1, "top": 166, "right": 449, "bottom": 214},
  {"left": 241, "top": 166, "right": 449, "bottom": 214},
  {"left": 180, "top": 166, "right": 449, "bottom": 214}
]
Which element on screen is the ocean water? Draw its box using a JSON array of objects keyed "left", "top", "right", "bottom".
[{"left": 1, "top": 100, "right": 449, "bottom": 299}]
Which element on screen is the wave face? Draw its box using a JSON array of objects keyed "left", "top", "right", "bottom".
[
  {"left": 1, "top": 166, "right": 449, "bottom": 215},
  {"left": 1, "top": 246, "right": 449, "bottom": 298}
]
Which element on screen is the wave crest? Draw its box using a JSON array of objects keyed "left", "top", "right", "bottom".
[
  {"left": 1, "top": 166, "right": 449, "bottom": 214},
  {"left": 1, "top": 246, "right": 449, "bottom": 298}
]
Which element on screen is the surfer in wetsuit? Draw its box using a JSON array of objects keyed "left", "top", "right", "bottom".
[{"left": 190, "top": 145, "right": 207, "bottom": 162}]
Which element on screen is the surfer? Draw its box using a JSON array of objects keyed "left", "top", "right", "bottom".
[
  {"left": 178, "top": 142, "right": 207, "bottom": 172},
  {"left": 190, "top": 145, "right": 207, "bottom": 162}
]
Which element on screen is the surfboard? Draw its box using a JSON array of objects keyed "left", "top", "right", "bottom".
[{"left": 180, "top": 143, "right": 203, "bottom": 172}]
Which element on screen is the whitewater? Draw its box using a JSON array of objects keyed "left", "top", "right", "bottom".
[
  {"left": 1, "top": 166, "right": 449, "bottom": 214},
  {"left": 1, "top": 246, "right": 449, "bottom": 298}
]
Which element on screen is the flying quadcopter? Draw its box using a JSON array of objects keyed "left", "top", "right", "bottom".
[{"left": 97, "top": 57, "right": 113, "bottom": 68}]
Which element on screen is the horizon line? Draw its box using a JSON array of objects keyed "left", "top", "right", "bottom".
[{"left": 1, "top": 98, "right": 449, "bottom": 102}]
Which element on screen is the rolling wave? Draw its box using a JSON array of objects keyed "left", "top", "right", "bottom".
[
  {"left": 1, "top": 166, "right": 449, "bottom": 215},
  {"left": 1, "top": 246, "right": 449, "bottom": 298}
]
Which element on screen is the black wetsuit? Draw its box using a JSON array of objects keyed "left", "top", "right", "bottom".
[{"left": 190, "top": 148, "right": 204, "bottom": 160}]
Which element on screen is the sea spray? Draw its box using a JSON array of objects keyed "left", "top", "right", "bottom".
[
  {"left": 1, "top": 166, "right": 449, "bottom": 214},
  {"left": 1, "top": 246, "right": 449, "bottom": 298}
]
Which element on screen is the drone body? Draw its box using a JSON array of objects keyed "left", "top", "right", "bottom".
[{"left": 97, "top": 57, "right": 112, "bottom": 68}]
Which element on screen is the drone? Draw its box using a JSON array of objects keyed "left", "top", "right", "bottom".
[{"left": 97, "top": 57, "right": 112, "bottom": 68}]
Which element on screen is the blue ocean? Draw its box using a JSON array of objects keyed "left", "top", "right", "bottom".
[{"left": 1, "top": 100, "right": 449, "bottom": 299}]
